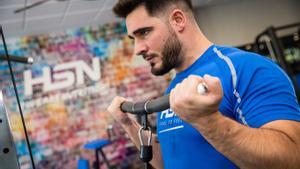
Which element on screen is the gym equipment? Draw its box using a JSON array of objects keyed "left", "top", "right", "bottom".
[
  {"left": 0, "top": 25, "right": 36, "bottom": 169},
  {"left": 83, "top": 139, "right": 112, "bottom": 169},
  {"left": 0, "top": 54, "right": 33, "bottom": 64},
  {"left": 120, "top": 83, "right": 208, "bottom": 169},
  {"left": 121, "top": 82, "right": 208, "bottom": 115},
  {"left": 0, "top": 91, "right": 20, "bottom": 169}
]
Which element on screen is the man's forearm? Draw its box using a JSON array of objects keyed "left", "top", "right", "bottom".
[
  {"left": 192, "top": 112, "right": 300, "bottom": 169},
  {"left": 119, "top": 117, "right": 164, "bottom": 169}
]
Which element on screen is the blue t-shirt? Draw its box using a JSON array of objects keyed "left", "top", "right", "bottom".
[{"left": 157, "top": 45, "right": 300, "bottom": 169}]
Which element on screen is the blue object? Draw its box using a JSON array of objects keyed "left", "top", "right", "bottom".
[
  {"left": 78, "top": 159, "right": 89, "bottom": 169},
  {"left": 83, "top": 139, "right": 111, "bottom": 150},
  {"left": 157, "top": 45, "right": 300, "bottom": 169},
  {"left": 83, "top": 139, "right": 112, "bottom": 169}
]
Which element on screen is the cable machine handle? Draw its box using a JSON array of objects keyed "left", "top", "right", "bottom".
[
  {"left": 120, "top": 95, "right": 169, "bottom": 114},
  {"left": 120, "top": 83, "right": 208, "bottom": 114}
]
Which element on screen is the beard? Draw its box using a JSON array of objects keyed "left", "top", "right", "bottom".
[{"left": 150, "top": 31, "right": 183, "bottom": 76}]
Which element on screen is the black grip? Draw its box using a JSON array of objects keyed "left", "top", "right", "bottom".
[
  {"left": 120, "top": 95, "right": 170, "bottom": 114},
  {"left": 0, "top": 54, "right": 33, "bottom": 64}
]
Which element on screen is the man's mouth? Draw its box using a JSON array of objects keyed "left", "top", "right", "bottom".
[{"left": 143, "top": 54, "right": 155, "bottom": 62}]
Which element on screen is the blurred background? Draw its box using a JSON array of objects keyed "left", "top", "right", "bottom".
[{"left": 0, "top": 0, "right": 299, "bottom": 169}]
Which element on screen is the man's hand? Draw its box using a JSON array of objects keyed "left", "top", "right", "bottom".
[
  {"left": 107, "top": 96, "right": 132, "bottom": 125},
  {"left": 169, "top": 74, "right": 223, "bottom": 124}
]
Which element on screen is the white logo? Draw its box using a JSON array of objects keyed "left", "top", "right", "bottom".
[
  {"left": 160, "top": 109, "right": 176, "bottom": 119},
  {"left": 24, "top": 58, "right": 101, "bottom": 96}
]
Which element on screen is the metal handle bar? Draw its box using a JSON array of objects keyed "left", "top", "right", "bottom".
[{"left": 120, "top": 83, "right": 208, "bottom": 114}]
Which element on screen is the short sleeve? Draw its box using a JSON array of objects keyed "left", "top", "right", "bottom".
[{"left": 233, "top": 56, "right": 300, "bottom": 128}]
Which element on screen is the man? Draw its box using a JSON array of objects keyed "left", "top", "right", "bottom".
[{"left": 107, "top": 0, "right": 300, "bottom": 169}]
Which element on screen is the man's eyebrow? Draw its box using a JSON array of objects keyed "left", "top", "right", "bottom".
[
  {"left": 128, "top": 27, "right": 153, "bottom": 39},
  {"left": 128, "top": 35, "right": 134, "bottom": 39}
]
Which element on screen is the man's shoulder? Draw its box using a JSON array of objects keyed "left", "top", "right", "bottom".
[
  {"left": 215, "top": 45, "right": 279, "bottom": 71},
  {"left": 216, "top": 46, "right": 266, "bottom": 61}
]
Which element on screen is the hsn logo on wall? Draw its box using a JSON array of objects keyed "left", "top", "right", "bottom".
[
  {"left": 24, "top": 57, "right": 101, "bottom": 96},
  {"left": 22, "top": 57, "right": 110, "bottom": 109}
]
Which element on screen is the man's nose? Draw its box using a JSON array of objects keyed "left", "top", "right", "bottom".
[{"left": 134, "top": 41, "right": 148, "bottom": 56}]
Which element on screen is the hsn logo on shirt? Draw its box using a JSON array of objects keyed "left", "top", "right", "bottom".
[
  {"left": 160, "top": 109, "right": 176, "bottom": 119},
  {"left": 158, "top": 109, "right": 184, "bottom": 133}
]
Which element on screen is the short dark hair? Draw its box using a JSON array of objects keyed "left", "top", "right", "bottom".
[{"left": 113, "top": 0, "right": 193, "bottom": 18}]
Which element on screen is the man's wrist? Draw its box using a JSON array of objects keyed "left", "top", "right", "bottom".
[
  {"left": 191, "top": 111, "right": 224, "bottom": 131},
  {"left": 120, "top": 116, "right": 133, "bottom": 126}
]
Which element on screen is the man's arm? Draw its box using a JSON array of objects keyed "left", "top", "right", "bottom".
[
  {"left": 107, "top": 97, "right": 164, "bottom": 169},
  {"left": 193, "top": 112, "right": 300, "bottom": 169},
  {"left": 170, "top": 74, "right": 300, "bottom": 169}
]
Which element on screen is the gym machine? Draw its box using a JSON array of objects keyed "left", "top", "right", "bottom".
[
  {"left": 0, "top": 91, "right": 20, "bottom": 169},
  {"left": 120, "top": 83, "right": 208, "bottom": 169},
  {"left": 0, "top": 25, "right": 35, "bottom": 169}
]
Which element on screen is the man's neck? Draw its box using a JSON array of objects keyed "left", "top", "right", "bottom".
[{"left": 175, "top": 31, "right": 213, "bottom": 73}]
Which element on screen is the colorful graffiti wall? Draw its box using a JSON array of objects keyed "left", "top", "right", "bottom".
[{"left": 0, "top": 22, "right": 170, "bottom": 169}]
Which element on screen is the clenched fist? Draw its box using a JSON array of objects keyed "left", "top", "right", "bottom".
[
  {"left": 107, "top": 96, "right": 132, "bottom": 125},
  {"left": 169, "top": 74, "right": 223, "bottom": 124}
]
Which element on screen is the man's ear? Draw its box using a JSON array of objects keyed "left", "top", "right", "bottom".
[{"left": 169, "top": 9, "right": 186, "bottom": 32}]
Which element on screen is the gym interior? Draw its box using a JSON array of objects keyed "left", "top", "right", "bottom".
[{"left": 0, "top": 0, "right": 299, "bottom": 169}]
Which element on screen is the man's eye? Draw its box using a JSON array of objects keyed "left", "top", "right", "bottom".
[{"left": 140, "top": 29, "right": 150, "bottom": 36}]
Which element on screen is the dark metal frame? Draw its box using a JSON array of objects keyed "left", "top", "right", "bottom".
[
  {"left": 0, "top": 91, "right": 20, "bottom": 169},
  {"left": 0, "top": 25, "right": 36, "bottom": 169}
]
